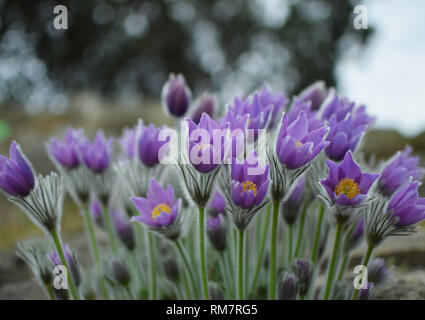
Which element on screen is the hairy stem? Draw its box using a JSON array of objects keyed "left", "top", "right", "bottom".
[
  {"left": 352, "top": 244, "right": 374, "bottom": 300},
  {"left": 323, "top": 222, "right": 342, "bottom": 300},
  {"left": 311, "top": 203, "right": 325, "bottom": 264},
  {"left": 198, "top": 206, "right": 210, "bottom": 299},
  {"left": 238, "top": 228, "right": 245, "bottom": 300},
  {"left": 268, "top": 200, "right": 280, "bottom": 300}
]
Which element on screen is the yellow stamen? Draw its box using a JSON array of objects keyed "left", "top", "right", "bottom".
[
  {"left": 295, "top": 140, "right": 304, "bottom": 148},
  {"left": 242, "top": 180, "right": 258, "bottom": 196},
  {"left": 335, "top": 178, "right": 360, "bottom": 200},
  {"left": 152, "top": 203, "right": 171, "bottom": 221}
]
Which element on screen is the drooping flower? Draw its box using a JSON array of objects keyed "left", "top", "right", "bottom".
[
  {"left": 282, "top": 177, "right": 306, "bottom": 225},
  {"left": 231, "top": 152, "right": 269, "bottom": 209},
  {"left": 292, "top": 259, "right": 313, "bottom": 297},
  {"left": 0, "top": 141, "right": 35, "bottom": 197},
  {"left": 321, "top": 94, "right": 375, "bottom": 161},
  {"left": 131, "top": 179, "right": 181, "bottom": 240},
  {"left": 387, "top": 181, "right": 425, "bottom": 228},
  {"left": 276, "top": 111, "right": 330, "bottom": 170},
  {"left": 162, "top": 73, "right": 192, "bottom": 117},
  {"left": 257, "top": 84, "right": 288, "bottom": 128},
  {"left": 190, "top": 92, "right": 217, "bottom": 124},
  {"left": 186, "top": 113, "right": 230, "bottom": 174},
  {"left": 138, "top": 123, "right": 169, "bottom": 167},
  {"left": 79, "top": 131, "right": 113, "bottom": 174},
  {"left": 47, "top": 127, "right": 82, "bottom": 169},
  {"left": 110, "top": 207, "right": 135, "bottom": 251},
  {"left": 293, "top": 81, "right": 328, "bottom": 111},
  {"left": 207, "top": 191, "right": 226, "bottom": 217},
  {"left": 321, "top": 151, "right": 380, "bottom": 207},
  {"left": 207, "top": 213, "right": 227, "bottom": 252},
  {"left": 48, "top": 245, "right": 81, "bottom": 287},
  {"left": 378, "top": 146, "right": 425, "bottom": 197}
]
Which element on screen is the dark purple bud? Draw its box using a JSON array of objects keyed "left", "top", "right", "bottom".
[
  {"left": 359, "top": 282, "right": 373, "bottom": 300},
  {"left": 106, "top": 258, "right": 131, "bottom": 287},
  {"left": 278, "top": 272, "right": 298, "bottom": 300},
  {"left": 368, "top": 258, "right": 392, "bottom": 285},
  {"left": 110, "top": 207, "right": 135, "bottom": 251},
  {"left": 295, "top": 81, "right": 328, "bottom": 111},
  {"left": 190, "top": 92, "right": 217, "bottom": 124},
  {"left": 163, "top": 256, "right": 180, "bottom": 282},
  {"left": 207, "top": 191, "right": 226, "bottom": 217},
  {"left": 207, "top": 213, "right": 227, "bottom": 252},
  {"left": 79, "top": 131, "right": 113, "bottom": 174},
  {"left": 282, "top": 177, "right": 306, "bottom": 225},
  {"left": 48, "top": 245, "right": 81, "bottom": 287},
  {"left": 138, "top": 123, "right": 169, "bottom": 167},
  {"left": 293, "top": 259, "right": 313, "bottom": 297},
  {"left": 0, "top": 141, "right": 35, "bottom": 197},
  {"left": 47, "top": 127, "right": 82, "bottom": 169},
  {"left": 89, "top": 195, "right": 104, "bottom": 228},
  {"left": 162, "top": 73, "right": 192, "bottom": 117}
]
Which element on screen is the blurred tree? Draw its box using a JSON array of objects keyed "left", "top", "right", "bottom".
[{"left": 0, "top": 0, "right": 373, "bottom": 111}]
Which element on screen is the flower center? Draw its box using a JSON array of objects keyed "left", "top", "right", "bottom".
[
  {"left": 335, "top": 178, "right": 360, "bottom": 200},
  {"left": 242, "top": 180, "right": 257, "bottom": 196},
  {"left": 152, "top": 203, "right": 171, "bottom": 220},
  {"left": 295, "top": 140, "right": 303, "bottom": 148}
]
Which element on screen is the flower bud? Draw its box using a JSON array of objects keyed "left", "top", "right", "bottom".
[
  {"left": 359, "top": 282, "right": 373, "bottom": 300},
  {"left": 207, "top": 213, "right": 227, "bottom": 252},
  {"left": 89, "top": 194, "right": 104, "bottom": 228},
  {"left": 106, "top": 258, "right": 131, "bottom": 287},
  {"left": 207, "top": 191, "right": 226, "bottom": 217},
  {"left": 190, "top": 92, "right": 217, "bottom": 124},
  {"left": 282, "top": 177, "right": 306, "bottom": 225},
  {"left": 163, "top": 256, "right": 180, "bottom": 282},
  {"left": 292, "top": 259, "right": 313, "bottom": 297},
  {"left": 111, "top": 207, "right": 135, "bottom": 251},
  {"left": 278, "top": 272, "right": 298, "bottom": 300},
  {"left": 162, "top": 74, "right": 192, "bottom": 117},
  {"left": 48, "top": 245, "right": 81, "bottom": 287},
  {"left": 368, "top": 258, "right": 391, "bottom": 285}
]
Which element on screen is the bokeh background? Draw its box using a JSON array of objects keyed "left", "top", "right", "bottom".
[{"left": 0, "top": 0, "right": 425, "bottom": 298}]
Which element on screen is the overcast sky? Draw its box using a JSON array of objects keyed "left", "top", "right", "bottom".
[{"left": 337, "top": 0, "right": 425, "bottom": 137}]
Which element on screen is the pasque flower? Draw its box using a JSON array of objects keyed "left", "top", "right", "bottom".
[
  {"left": 190, "top": 92, "right": 217, "bottom": 124},
  {"left": 207, "top": 213, "right": 227, "bottom": 252},
  {"left": 293, "top": 81, "right": 328, "bottom": 111},
  {"left": 282, "top": 177, "right": 306, "bottom": 225},
  {"left": 47, "top": 127, "right": 82, "bottom": 169},
  {"left": 322, "top": 94, "right": 375, "bottom": 161},
  {"left": 208, "top": 191, "right": 226, "bottom": 217},
  {"left": 321, "top": 151, "right": 380, "bottom": 207},
  {"left": 378, "top": 146, "right": 425, "bottom": 197},
  {"left": 139, "top": 123, "right": 169, "bottom": 167},
  {"left": 131, "top": 178, "right": 181, "bottom": 240},
  {"left": 231, "top": 152, "right": 269, "bottom": 209},
  {"left": 278, "top": 272, "right": 298, "bottom": 300},
  {"left": 89, "top": 194, "right": 104, "bottom": 228},
  {"left": 276, "top": 111, "right": 330, "bottom": 170},
  {"left": 368, "top": 258, "right": 392, "bottom": 285},
  {"left": 119, "top": 128, "right": 137, "bottom": 160},
  {"left": 111, "top": 207, "right": 135, "bottom": 251},
  {"left": 48, "top": 244, "right": 81, "bottom": 287},
  {"left": 79, "top": 131, "right": 113, "bottom": 174},
  {"left": 257, "top": 85, "right": 288, "bottom": 129},
  {"left": 0, "top": 141, "right": 35, "bottom": 197},
  {"left": 292, "top": 259, "right": 313, "bottom": 297},
  {"left": 162, "top": 73, "right": 192, "bottom": 117}
]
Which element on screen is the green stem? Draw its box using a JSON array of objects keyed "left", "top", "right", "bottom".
[
  {"left": 337, "top": 254, "right": 349, "bottom": 281},
  {"left": 103, "top": 205, "right": 118, "bottom": 253},
  {"left": 294, "top": 199, "right": 309, "bottom": 257},
  {"left": 219, "top": 253, "right": 233, "bottom": 297},
  {"left": 83, "top": 206, "right": 109, "bottom": 300},
  {"left": 311, "top": 204, "right": 325, "bottom": 264},
  {"left": 175, "top": 239, "right": 199, "bottom": 299},
  {"left": 238, "top": 228, "right": 245, "bottom": 300},
  {"left": 250, "top": 203, "right": 271, "bottom": 293},
  {"left": 323, "top": 222, "right": 342, "bottom": 300},
  {"left": 287, "top": 225, "right": 293, "bottom": 264},
  {"left": 147, "top": 232, "right": 157, "bottom": 299},
  {"left": 50, "top": 230, "right": 79, "bottom": 300},
  {"left": 124, "top": 285, "right": 135, "bottom": 300},
  {"left": 198, "top": 206, "right": 210, "bottom": 299},
  {"left": 268, "top": 200, "right": 280, "bottom": 300},
  {"left": 44, "top": 283, "right": 55, "bottom": 300},
  {"left": 352, "top": 244, "right": 374, "bottom": 300}
]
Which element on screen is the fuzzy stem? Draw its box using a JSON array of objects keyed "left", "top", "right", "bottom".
[
  {"left": 83, "top": 206, "right": 109, "bottom": 300},
  {"left": 147, "top": 232, "right": 157, "bottom": 299},
  {"left": 268, "top": 200, "right": 280, "bottom": 300},
  {"left": 337, "top": 254, "right": 349, "bottom": 281},
  {"left": 294, "top": 199, "right": 309, "bottom": 257},
  {"left": 352, "top": 244, "right": 374, "bottom": 300},
  {"left": 175, "top": 239, "right": 199, "bottom": 299},
  {"left": 311, "top": 203, "right": 325, "bottom": 264},
  {"left": 237, "top": 228, "right": 245, "bottom": 300},
  {"left": 250, "top": 203, "right": 271, "bottom": 294},
  {"left": 287, "top": 224, "right": 293, "bottom": 263},
  {"left": 323, "top": 222, "right": 342, "bottom": 300},
  {"left": 103, "top": 205, "right": 118, "bottom": 253},
  {"left": 198, "top": 206, "right": 210, "bottom": 299},
  {"left": 50, "top": 230, "right": 79, "bottom": 300}
]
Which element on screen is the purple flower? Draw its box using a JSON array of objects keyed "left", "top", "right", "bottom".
[
  {"left": 322, "top": 94, "right": 375, "bottom": 161},
  {"left": 190, "top": 92, "right": 217, "bottom": 124},
  {"left": 187, "top": 113, "right": 230, "bottom": 174},
  {"left": 257, "top": 85, "right": 288, "bottom": 128},
  {"left": 89, "top": 195, "right": 104, "bottom": 228},
  {"left": 207, "top": 213, "right": 227, "bottom": 252},
  {"left": 0, "top": 141, "right": 35, "bottom": 197},
  {"left": 138, "top": 123, "right": 168, "bottom": 167},
  {"left": 276, "top": 111, "right": 330, "bottom": 170},
  {"left": 110, "top": 207, "right": 135, "bottom": 251},
  {"left": 47, "top": 127, "right": 82, "bottom": 169},
  {"left": 48, "top": 245, "right": 81, "bottom": 286},
  {"left": 220, "top": 109, "right": 248, "bottom": 159},
  {"left": 282, "top": 177, "right": 306, "bottom": 225},
  {"left": 368, "top": 258, "right": 392, "bottom": 285},
  {"left": 208, "top": 191, "right": 226, "bottom": 217},
  {"left": 131, "top": 178, "right": 181, "bottom": 228},
  {"left": 359, "top": 282, "right": 373, "bottom": 300},
  {"left": 162, "top": 73, "right": 192, "bottom": 117},
  {"left": 119, "top": 128, "right": 137, "bottom": 159},
  {"left": 379, "top": 146, "right": 425, "bottom": 197},
  {"left": 320, "top": 151, "right": 380, "bottom": 206},
  {"left": 79, "top": 131, "right": 113, "bottom": 174},
  {"left": 293, "top": 259, "right": 313, "bottom": 297},
  {"left": 387, "top": 181, "right": 425, "bottom": 228},
  {"left": 231, "top": 152, "right": 269, "bottom": 209},
  {"left": 294, "top": 81, "right": 328, "bottom": 111},
  {"left": 278, "top": 272, "right": 298, "bottom": 300}
]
